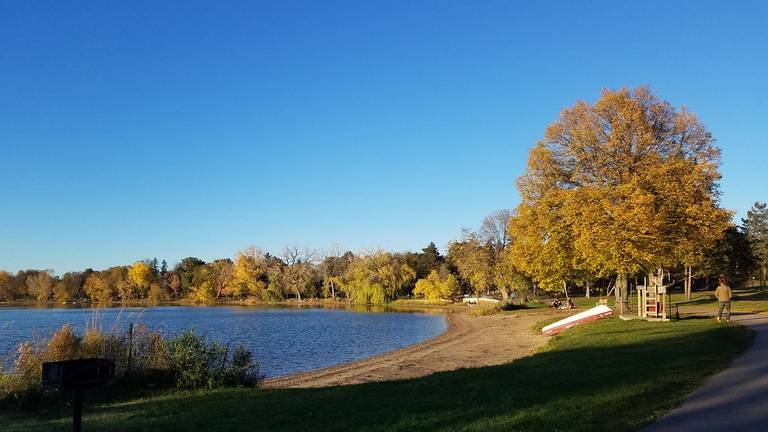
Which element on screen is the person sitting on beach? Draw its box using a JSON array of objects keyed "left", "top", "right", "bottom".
[{"left": 715, "top": 276, "right": 733, "bottom": 322}]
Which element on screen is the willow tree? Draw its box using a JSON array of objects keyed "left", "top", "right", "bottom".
[
  {"left": 510, "top": 87, "right": 731, "bottom": 312},
  {"left": 342, "top": 251, "right": 415, "bottom": 304}
]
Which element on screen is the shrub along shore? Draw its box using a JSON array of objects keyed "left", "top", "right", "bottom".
[{"left": 0, "top": 324, "right": 261, "bottom": 408}]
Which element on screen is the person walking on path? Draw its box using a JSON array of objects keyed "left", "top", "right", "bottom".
[{"left": 715, "top": 276, "right": 733, "bottom": 322}]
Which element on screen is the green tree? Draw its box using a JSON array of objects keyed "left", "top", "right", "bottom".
[
  {"left": 342, "top": 252, "right": 415, "bottom": 304},
  {"left": 743, "top": 202, "right": 768, "bottom": 289},
  {"left": 703, "top": 226, "right": 755, "bottom": 288},
  {"left": 175, "top": 257, "right": 206, "bottom": 297},
  {"left": 405, "top": 243, "right": 444, "bottom": 283}
]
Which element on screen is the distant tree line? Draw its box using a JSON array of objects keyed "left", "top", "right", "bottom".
[{"left": 0, "top": 243, "right": 458, "bottom": 304}]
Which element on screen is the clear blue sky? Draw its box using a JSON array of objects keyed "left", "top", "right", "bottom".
[{"left": 1, "top": 1, "right": 766, "bottom": 274}]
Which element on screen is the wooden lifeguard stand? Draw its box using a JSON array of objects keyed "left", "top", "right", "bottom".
[{"left": 636, "top": 272, "right": 672, "bottom": 321}]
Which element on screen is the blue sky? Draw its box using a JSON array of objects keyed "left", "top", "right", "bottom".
[{"left": 1, "top": 1, "right": 766, "bottom": 274}]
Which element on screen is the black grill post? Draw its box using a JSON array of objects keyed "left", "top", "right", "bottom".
[
  {"left": 42, "top": 358, "right": 115, "bottom": 432},
  {"left": 73, "top": 388, "right": 82, "bottom": 432}
]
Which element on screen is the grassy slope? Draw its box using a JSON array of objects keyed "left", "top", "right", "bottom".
[{"left": 1, "top": 318, "right": 753, "bottom": 432}]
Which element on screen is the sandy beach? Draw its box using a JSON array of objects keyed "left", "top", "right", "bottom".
[{"left": 265, "top": 308, "right": 558, "bottom": 388}]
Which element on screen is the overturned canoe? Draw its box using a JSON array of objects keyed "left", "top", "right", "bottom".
[{"left": 542, "top": 305, "right": 613, "bottom": 336}]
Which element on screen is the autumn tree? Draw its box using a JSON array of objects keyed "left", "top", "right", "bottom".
[
  {"left": 26, "top": 270, "right": 55, "bottom": 301},
  {"left": 209, "top": 259, "right": 235, "bottom": 299},
  {"left": 128, "top": 261, "right": 153, "bottom": 298},
  {"left": 413, "top": 266, "right": 459, "bottom": 301},
  {"left": 83, "top": 272, "right": 115, "bottom": 302},
  {"left": 232, "top": 247, "right": 268, "bottom": 299},
  {"left": 279, "top": 246, "right": 320, "bottom": 300},
  {"left": 507, "top": 195, "right": 580, "bottom": 294},
  {"left": 104, "top": 266, "right": 132, "bottom": 301},
  {"left": 0, "top": 271, "right": 14, "bottom": 301},
  {"left": 743, "top": 202, "right": 768, "bottom": 289},
  {"left": 283, "top": 262, "right": 320, "bottom": 301},
  {"left": 53, "top": 271, "right": 90, "bottom": 302},
  {"left": 510, "top": 87, "right": 731, "bottom": 311},
  {"left": 447, "top": 238, "right": 493, "bottom": 295},
  {"left": 165, "top": 272, "right": 182, "bottom": 299}
]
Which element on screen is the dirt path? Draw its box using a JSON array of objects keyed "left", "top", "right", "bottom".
[{"left": 265, "top": 309, "right": 556, "bottom": 388}]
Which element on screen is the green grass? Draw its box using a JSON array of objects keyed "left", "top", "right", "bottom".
[
  {"left": 675, "top": 288, "right": 768, "bottom": 314},
  {"left": 1, "top": 318, "right": 753, "bottom": 432}
]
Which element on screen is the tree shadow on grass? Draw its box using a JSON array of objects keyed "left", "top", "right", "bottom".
[{"left": 6, "top": 322, "right": 754, "bottom": 432}]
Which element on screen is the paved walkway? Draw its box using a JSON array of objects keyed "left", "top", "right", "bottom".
[{"left": 644, "top": 312, "right": 768, "bottom": 432}]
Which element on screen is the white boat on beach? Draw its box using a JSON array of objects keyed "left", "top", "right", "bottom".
[
  {"left": 462, "top": 295, "right": 501, "bottom": 305},
  {"left": 542, "top": 305, "right": 613, "bottom": 336}
]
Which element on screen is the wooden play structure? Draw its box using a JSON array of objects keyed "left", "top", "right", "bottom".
[{"left": 635, "top": 272, "right": 673, "bottom": 321}]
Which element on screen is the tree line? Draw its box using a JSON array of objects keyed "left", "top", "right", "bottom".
[
  {"left": 2, "top": 87, "right": 766, "bottom": 306},
  {"left": 0, "top": 243, "right": 470, "bottom": 304}
]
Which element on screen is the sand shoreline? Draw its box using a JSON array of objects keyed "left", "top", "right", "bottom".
[{"left": 265, "top": 308, "right": 557, "bottom": 389}]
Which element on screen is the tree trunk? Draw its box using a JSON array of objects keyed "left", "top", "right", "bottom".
[
  {"left": 616, "top": 273, "right": 628, "bottom": 315},
  {"left": 562, "top": 280, "right": 569, "bottom": 301},
  {"left": 499, "top": 287, "right": 510, "bottom": 303},
  {"left": 685, "top": 267, "right": 693, "bottom": 300},
  {"left": 331, "top": 280, "right": 336, "bottom": 300},
  {"left": 586, "top": 283, "right": 590, "bottom": 299}
]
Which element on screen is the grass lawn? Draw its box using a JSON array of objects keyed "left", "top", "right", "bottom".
[
  {"left": 672, "top": 288, "right": 768, "bottom": 314},
  {"left": 538, "top": 287, "right": 768, "bottom": 315},
  {"left": 1, "top": 318, "right": 753, "bottom": 432}
]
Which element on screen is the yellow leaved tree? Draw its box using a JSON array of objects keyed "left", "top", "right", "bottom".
[
  {"left": 509, "top": 87, "right": 732, "bottom": 311},
  {"left": 413, "top": 268, "right": 460, "bottom": 301},
  {"left": 128, "top": 261, "right": 153, "bottom": 298}
]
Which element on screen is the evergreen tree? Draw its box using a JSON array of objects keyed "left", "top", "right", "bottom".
[{"left": 743, "top": 202, "right": 768, "bottom": 289}]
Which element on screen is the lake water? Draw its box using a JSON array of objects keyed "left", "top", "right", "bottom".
[{"left": 0, "top": 306, "right": 447, "bottom": 377}]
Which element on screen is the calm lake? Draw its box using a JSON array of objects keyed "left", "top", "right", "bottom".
[{"left": 0, "top": 306, "right": 447, "bottom": 377}]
